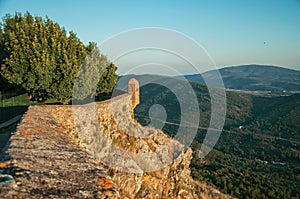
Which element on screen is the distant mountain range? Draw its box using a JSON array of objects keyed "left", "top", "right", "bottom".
[
  {"left": 119, "top": 65, "right": 300, "bottom": 140},
  {"left": 183, "top": 65, "right": 300, "bottom": 92}
]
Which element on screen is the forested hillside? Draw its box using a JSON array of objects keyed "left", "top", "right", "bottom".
[
  {"left": 133, "top": 75, "right": 300, "bottom": 198},
  {"left": 247, "top": 94, "right": 300, "bottom": 140}
]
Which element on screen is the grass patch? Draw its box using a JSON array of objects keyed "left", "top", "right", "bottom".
[{"left": 0, "top": 93, "right": 29, "bottom": 123}]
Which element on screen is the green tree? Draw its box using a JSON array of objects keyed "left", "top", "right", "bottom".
[
  {"left": 1, "top": 13, "right": 57, "bottom": 101},
  {"left": 0, "top": 12, "right": 118, "bottom": 102},
  {"left": 96, "top": 62, "right": 118, "bottom": 95},
  {"left": 73, "top": 46, "right": 102, "bottom": 100}
]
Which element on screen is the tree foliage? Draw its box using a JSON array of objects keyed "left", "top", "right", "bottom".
[
  {"left": 73, "top": 46, "right": 102, "bottom": 100},
  {"left": 0, "top": 12, "right": 118, "bottom": 102},
  {"left": 97, "top": 62, "right": 118, "bottom": 95}
]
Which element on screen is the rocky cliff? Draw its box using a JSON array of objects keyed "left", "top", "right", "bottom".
[{"left": 0, "top": 93, "right": 228, "bottom": 198}]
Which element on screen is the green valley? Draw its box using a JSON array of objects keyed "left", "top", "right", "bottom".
[{"left": 134, "top": 76, "right": 300, "bottom": 198}]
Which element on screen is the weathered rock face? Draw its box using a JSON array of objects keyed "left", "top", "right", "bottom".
[{"left": 1, "top": 94, "right": 228, "bottom": 199}]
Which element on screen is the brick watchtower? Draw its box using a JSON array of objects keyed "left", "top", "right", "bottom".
[{"left": 128, "top": 78, "right": 140, "bottom": 108}]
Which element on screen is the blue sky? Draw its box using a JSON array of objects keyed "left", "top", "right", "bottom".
[{"left": 0, "top": 0, "right": 300, "bottom": 73}]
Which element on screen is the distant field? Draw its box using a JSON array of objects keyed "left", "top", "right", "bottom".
[{"left": 0, "top": 93, "right": 29, "bottom": 123}]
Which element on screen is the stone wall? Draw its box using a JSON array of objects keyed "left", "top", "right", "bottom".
[
  {"left": 0, "top": 94, "right": 228, "bottom": 199},
  {"left": 0, "top": 105, "right": 120, "bottom": 198},
  {"left": 128, "top": 78, "right": 140, "bottom": 108}
]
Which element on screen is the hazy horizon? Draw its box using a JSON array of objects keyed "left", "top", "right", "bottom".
[{"left": 117, "top": 64, "right": 300, "bottom": 76}]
